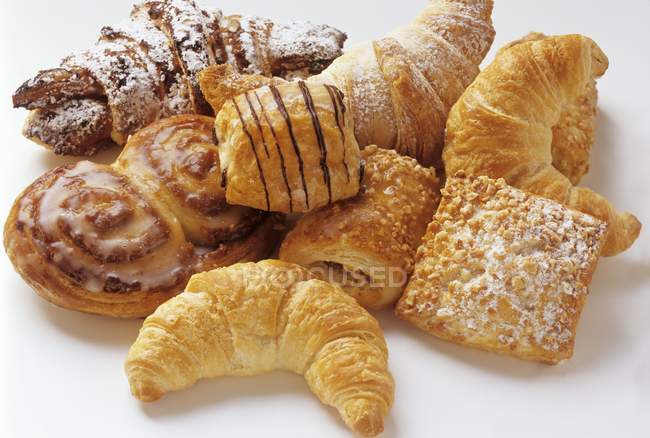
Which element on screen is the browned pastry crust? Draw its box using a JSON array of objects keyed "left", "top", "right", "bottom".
[
  {"left": 22, "top": 99, "right": 114, "bottom": 156},
  {"left": 125, "top": 260, "right": 394, "bottom": 437},
  {"left": 114, "top": 116, "right": 265, "bottom": 246},
  {"left": 200, "top": 0, "right": 496, "bottom": 169},
  {"left": 198, "top": 64, "right": 284, "bottom": 116},
  {"left": 443, "top": 34, "right": 641, "bottom": 256},
  {"left": 280, "top": 147, "right": 440, "bottom": 309},
  {"left": 498, "top": 32, "right": 599, "bottom": 185},
  {"left": 215, "top": 81, "right": 362, "bottom": 213},
  {"left": 13, "top": 0, "right": 347, "bottom": 156},
  {"left": 310, "top": 0, "right": 496, "bottom": 167},
  {"left": 396, "top": 175, "right": 608, "bottom": 364},
  {"left": 4, "top": 115, "right": 279, "bottom": 318}
]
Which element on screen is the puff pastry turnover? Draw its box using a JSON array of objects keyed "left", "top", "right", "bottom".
[
  {"left": 280, "top": 146, "right": 440, "bottom": 310},
  {"left": 396, "top": 175, "right": 607, "bottom": 364},
  {"left": 4, "top": 115, "right": 279, "bottom": 318},
  {"left": 215, "top": 81, "right": 362, "bottom": 213},
  {"left": 126, "top": 260, "right": 394, "bottom": 437},
  {"left": 443, "top": 34, "right": 641, "bottom": 256}
]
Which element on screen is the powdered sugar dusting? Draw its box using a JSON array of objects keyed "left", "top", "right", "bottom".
[
  {"left": 310, "top": 0, "right": 495, "bottom": 161},
  {"left": 24, "top": 99, "right": 111, "bottom": 156},
  {"left": 269, "top": 20, "right": 346, "bottom": 67},
  {"left": 16, "top": 0, "right": 346, "bottom": 152},
  {"left": 63, "top": 40, "right": 161, "bottom": 139},
  {"left": 398, "top": 176, "right": 607, "bottom": 363}
]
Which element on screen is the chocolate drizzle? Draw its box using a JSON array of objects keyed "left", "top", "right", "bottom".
[
  {"left": 220, "top": 169, "right": 228, "bottom": 189},
  {"left": 269, "top": 84, "right": 310, "bottom": 210},
  {"left": 254, "top": 91, "right": 294, "bottom": 213},
  {"left": 299, "top": 81, "right": 332, "bottom": 205},
  {"left": 325, "top": 84, "right": 350, "bottom": 183},
  {"left": 207, "top": 14, "right": 228, "bottom": 65},
  {"left": 231, "top": 98, "right": 271, "bottom": 211},
  {"left": 244, "top": 93, "right": 270, "bottom": 158}
]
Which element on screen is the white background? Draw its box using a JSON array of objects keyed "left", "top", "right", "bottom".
[{"left": 1, "top": 1, "right": 649, "bottom": 437}]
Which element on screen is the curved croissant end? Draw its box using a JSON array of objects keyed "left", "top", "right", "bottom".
[
  {"left": 125, "top": 260, "right": 394, "bottom": 437},
  {"left": 443, "top": 34, "right": 641, "bottom": 256},
  {"left": 313, "top": 0, "right": 495, "bottom": 167}
]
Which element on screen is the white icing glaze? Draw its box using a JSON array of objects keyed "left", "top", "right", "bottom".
[{"left": 22, "top": 161, "right": 192, "bottom": 293}]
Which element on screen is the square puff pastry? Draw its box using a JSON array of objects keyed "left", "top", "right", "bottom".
[{"left": 396, "top": 174, "right": 608, "bottom": 364}]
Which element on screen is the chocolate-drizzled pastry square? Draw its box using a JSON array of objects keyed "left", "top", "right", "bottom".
[{"left": 215, "top": 81, "right": 361, "bottom": 213}]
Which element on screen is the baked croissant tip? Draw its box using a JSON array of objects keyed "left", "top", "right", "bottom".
[
  {"left": 126, "top": 368, "right": 164, "bottom": 402},
  {"left": 603, "top": 213, "right": 642, "bottom": 257},
  {"left": 343, "top": 399, "right": 386, "bottom": 437}
]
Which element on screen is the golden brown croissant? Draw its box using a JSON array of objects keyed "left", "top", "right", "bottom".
[
  {"left": 280, "top": 147, "right": 440, "bottom": 310},
  {"left": 497, "top": 32, "right": 599, "bottom": 185},
  {"left": 12, "top": 0, "right": 347, "bottom": 156},
  {"left": 4, "top": 115, "right": 279, "bottom": 318},
  {"left": 443, "top": 34, "right": 641, "bottom": 256},
  {"left": 125, "top": 260, "right": 394, "bottom": 437},
  {"left": 396, "top": 175, "right": 608, "bottom": 364},
  {"left": 200, "top": 0, "right": 495, "bottom": 168},
  {"left": 215, "top": 80, "right": 362, "bottom": 213}
]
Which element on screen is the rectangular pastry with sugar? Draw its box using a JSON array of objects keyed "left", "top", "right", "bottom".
[{"left": 396, "top": 174, "right": 608, "bottom": 364}]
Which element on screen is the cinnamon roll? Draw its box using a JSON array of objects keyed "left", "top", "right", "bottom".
[
  {"left": 4, "top": 115, "right": 279, "bottom": 318},
  {"left": 115, "top": 116, "right": 264, "bottom": 246}
]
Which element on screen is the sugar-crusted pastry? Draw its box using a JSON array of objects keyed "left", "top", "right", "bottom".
[
  {"left": 443, "top": 34, "right": 641, "bottom": 256},
  {"left": 125, "top": 260, "right": 394, "bottom": 437},
  {"left": 4, "top": 115, "right": 279, "bottom": 318},
  {"left": 396, "top": 175, "right": 608, "bottom": 364},
  {"left": 280, "top": 147, "right": 440, "bottom": 310},
  {"left": 201, "top": 0, "right": 495, "bottom": 168},
  {"left": 12, "top": 0, "right": 347, "bottom": 156},
  {"left": 215, "top": 80, "right": 362, "bottom": 213}
]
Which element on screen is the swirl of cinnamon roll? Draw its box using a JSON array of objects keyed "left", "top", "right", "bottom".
[
  {"left": 4, "top": 115, "right": 279, "bottom": 318},
  {"left": 115, "top": 115, "right": 264, "bottom": 246}
]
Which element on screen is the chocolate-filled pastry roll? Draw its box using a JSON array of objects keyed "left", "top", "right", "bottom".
[
  {"left": 4, "top": 115, "right": 279, "bottom": 318},
  {"left": 13, "top": 0, "right": 347, "bottom": 156},
  {"left": 280, "top": 146, "right": 440, "bottom": 309},
  {"left": 215, "top": 81, "right": 362, "bottom": 213}
]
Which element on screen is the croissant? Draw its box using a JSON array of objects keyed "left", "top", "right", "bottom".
[
  {"left": 280, "top": 146, "right": 440, "bottom": 310},
  {"left": 4, "top": 115, "right": 280, "bottom": 318},
  {"left": 12, "top": 0, "right": 347, "bottom": 156},
  {"left": 200, "top": 0, "right": 496, "bottom": 168},
  {"left": 496, "top": 32, "right": 599, "bottom": 185},
  {"left": 125, "top": 260, "right": 394, "bottom": 437},
  {"left": 443, "top": 34, "right": 641, "bottom": 256}
]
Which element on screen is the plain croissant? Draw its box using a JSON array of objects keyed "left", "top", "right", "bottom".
[
  {"left": 125, "top": 260, "right": 394, "bottom": 437},
  {"left": 200, "top": 0, "right": 496, "bottom": 168},
  {"left": 443, "top": 34, "right": 641, "bottom": 256}
]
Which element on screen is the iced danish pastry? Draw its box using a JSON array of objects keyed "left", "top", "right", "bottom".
[
  {"left": 215, "top": 81, "right": 362, "bottom": 213},
  {"left": 396, "top": 175, "right": 608, "bottom": 364},
  {"left": 280, "top": 147, "right": 440, "bottom": 309},
  {"left": 4, "top": 115, "right": 278, "bottom": 318}
]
